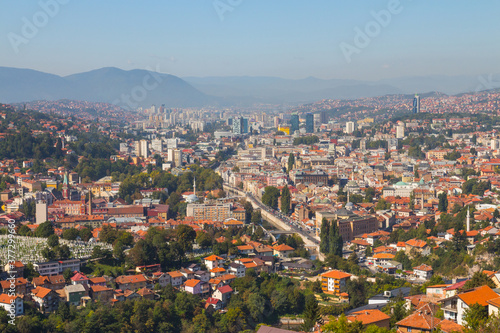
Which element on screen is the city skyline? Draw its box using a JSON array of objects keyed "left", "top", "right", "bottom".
[{"left": 1, "top": 1, "right": 500, "bottom": 81}]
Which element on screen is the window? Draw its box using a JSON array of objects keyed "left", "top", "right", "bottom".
[{"left": 407, "top": 328, "right": 412, "bottom": 333}]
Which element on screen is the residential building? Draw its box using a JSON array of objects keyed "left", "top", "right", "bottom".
[
  {"left": 0, "top": 294, "right": 23, "bottom": 317},
  {"left": 413, "top": 264, "right": 433, "bottom": 280},
  {"left": 213, "top": 285, "right": 233, "bottom": 304},
  {"left": 440, "top": 285, "right": 499, "bottom": 325},
  {"left": 346, "top": 309, "right": 390, "bottom": 330},
  {"left": 321, "top": 270, "right": 351, "bottom": 295},
  {"left": 64, "top": 284, "right": 87, "bottom": 306}
]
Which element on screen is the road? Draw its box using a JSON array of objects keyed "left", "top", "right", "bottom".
[{"left": 224, "top": 184, "right": 322, "bottom": 259}]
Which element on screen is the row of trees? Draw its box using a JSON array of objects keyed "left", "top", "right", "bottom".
[{"left": 319, "top": 218, "right": 343, "bottom": 256}]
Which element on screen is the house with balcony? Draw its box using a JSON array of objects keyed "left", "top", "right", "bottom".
[
  {"left": 321, "top": 270, "right": 351, "bottom": 295},
  {"left": 440, "top": 285, "right": 499, "bottom": 326},
  {"left": 204, "top": 255, "right": 225, "bottom": 270},
  {"left": 31, "top": 286, "right": 59, "bottom": 313}
]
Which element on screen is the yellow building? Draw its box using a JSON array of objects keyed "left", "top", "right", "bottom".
[
  {"left": 278, "top": 126, "right": 290, "bottom": 135},
  {"left": 321, "top": 270, "right": 351, "bottom": 295}
]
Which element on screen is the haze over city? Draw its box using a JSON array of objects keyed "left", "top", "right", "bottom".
[{"left": 2, "top": 0, "right": 500, "bottom": 81}]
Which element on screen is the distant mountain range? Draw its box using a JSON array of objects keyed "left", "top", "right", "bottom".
[
  {"left": 0, "top": 66, "right": 496, "bottom": 108},
  {"left": 0, "top": 67, "right": 216, "bottom": 108}
]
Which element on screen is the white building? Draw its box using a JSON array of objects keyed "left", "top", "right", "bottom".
[
  {"left": 396, "top": 125, "right": 405, "bottom": 139},
  {"left": 0, "top": 294, "right": 23, "bottom": 317},
  {"left": 345, "top": 121, "right": 355, "bottom": 134}
]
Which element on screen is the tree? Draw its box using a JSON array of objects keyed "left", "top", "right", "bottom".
[
  {"left": 280, "top": 185, "right": 291, "bottom": 215},
  {"left": 17, "top": 225, "right": 32, "bottom": 236},
  {"left": 41, "top": 247, "right": 56, "bottom": 261},
  {"left": 463, "top": 303, "right": 488, "bottom": 330},
  {"left": 328, "top": 220, "right": 343, "bottom": 256},
  {"left": 196, "top": 231, "right": 212, "bottom": 249},
  {"left": 320, "top": 218, "right": 330, "bottom": 254},
  {"left": 438, "top": 192, "right": 448, "bottom": 212},
  {"left": 288, "top": 153, "right": 295, "bottom": 172},
  {"left": 247, "top": 293, "right": 266, "bottom": 322},
  {"left": 193, "top": 312, "right": 210, "bottom": 333},
  {"left": 79, "top": 228, "right": 92, "bottom": 242},
  {"left": 364, "top": 187, "right": 375, "bottom": 203},
  {"left": 62, "top": 228, "right": 79, "bottom": 240},
  {"left": 322, "top": 314, "right": 363, "bottom": 333},
  {"left": 262, "top": 186, "right": 280, "bottom": 209},
  {"left": 47, "top": 234, "right": 59, "bottom": 248},
  {"left": 375, "top": 198, "right": 391, "bottom": 210},
  {"left": 302, "top": 295, "right": 320, "bottom": 331},
  {"left": 463, "top": 272, "right": 496, "bottom": 289},
  {"left": 409, "top": 191, "right": 415, "bottom": 211},
  {"left": 244, "top": 201, "right": 253, "bottom": 223},
  {"left": 176, "top": 225, "right": 196, "bottom": 253},
  {"left": 251, "top": 210, "right": 262, "bottom": 224},
  {"left": 34, "top": 221, "right": 54, "bottom": 237}
]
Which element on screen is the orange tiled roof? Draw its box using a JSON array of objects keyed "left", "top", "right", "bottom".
[
  {"left": 184, "top": 279, "right": 201, "bottom": 288},
  {"left": 458, "top": 285, "right": 499, "bottom": 306},
  {"left": 204, "top": 255, "right": 224, "bottom": 261},
  {"left": 0, "top": 293, "right": 18, "bottom": 304},
  {"left": 321, "top": 270, "right": 351, "bottom": 280},
  {"left": 346, "top": 309, "right": 390, "bottom": 326}
]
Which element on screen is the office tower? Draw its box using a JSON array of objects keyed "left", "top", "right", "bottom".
[
  {"left": 345, "top": 121, "right": 355, "bottom": 134},
  {"left": 320, "top": 111, "right": 328, "bottom": 124},
  {"left": 242, "top": 118, "right": 248, "bottom": 134},
  {"left": 413, "top": 94, "right": 420, "bottom": 114},
  {"left": 233, "top": 117, "right": 243, "bottom": 135},
  {"left": 396, "top": 125, "right": 405, "bottom": 139},
  {"left": 290, "top": 114, "right": 299, "bottom": 134},
  {"left": 306, "top": 113, "right": 314, "bottom": 133}
]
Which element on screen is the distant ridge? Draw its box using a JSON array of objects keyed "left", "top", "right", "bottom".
[
  {"left": 0, "top": 66, "right": 496, "bottom": 108},
  {"left": 0, "top": 67, "right": 217, "bottom": 108}
]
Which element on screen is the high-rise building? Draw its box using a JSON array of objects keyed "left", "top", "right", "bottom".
[
  {"left": 36, "top": 201, "right": 47, "bottom": 224},
  {"left": 151, "top": 139, "right": 163, "bottom": 152},
  {"left": 242, "top": 118, "right": 248, "bottom": 134},
  {"left": 136, "top": 140, "right": 149, "bottom": 158},
  {"left": 290, "top": 114, "right": 299, "bottom": 134},
  {"left": 396, "top": 125, "right": 405, "bottom": 139},
  {"left": 274, "top": 116, "right": 280, "bottom": 128},
  {"left": 232, "top": 117, "right": 242, "bottom": 134},
  {"left": 413, "top": 94, "right": 420, "bottom": 114},
  {"left": 345, "top": 121, "right": 355, "bottom": 134},
  {"left": 306, "top": 113, "right": 314, "bottom": 133},
  {"left": 168, "top": 149, "right": 183, "bottom": 167},
  {"left": 320, "top": 111, "right": 328, "bottom": 124}
]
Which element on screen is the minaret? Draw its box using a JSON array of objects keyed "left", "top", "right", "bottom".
[
  {"left": 193, "top": 177, "right": 196, "bottom": 196},
  {"left": 62, "top": 172, "right": 69, "bottom": 199},
  {"left": 347, "top": 191, "right": 350, "bottom": 204},
  {"left": 466, "top": 207, "right": 470, "bottom": 232},
  {"left": 421, "top": 192, "right": 424, "bottom": 210},
  {"left": 88, "top": 190, "right": 92, "bottom": 216}
]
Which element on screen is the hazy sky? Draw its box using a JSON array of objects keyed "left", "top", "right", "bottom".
[{"left": 1, "top": 0, "right": 499, "bottom": 80}]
